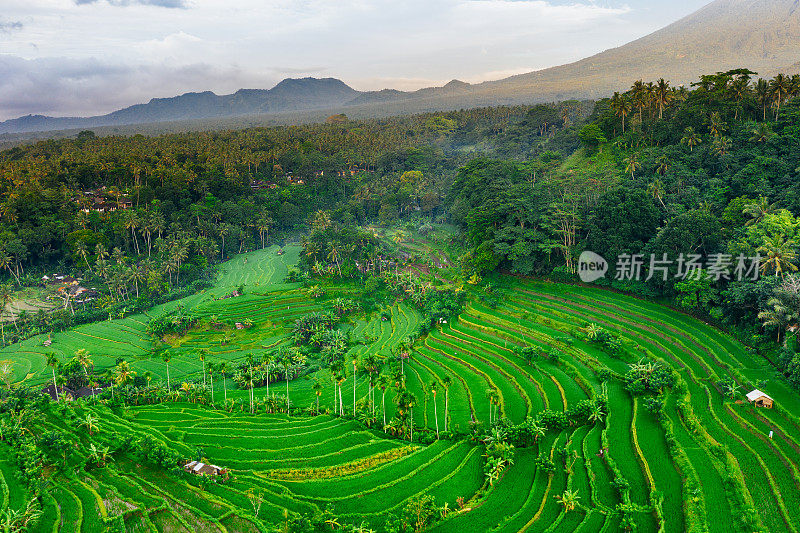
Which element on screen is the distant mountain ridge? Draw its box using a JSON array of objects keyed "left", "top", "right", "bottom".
[
  {"left": 3, "top": 0, "right": 800, "bottom": 136},
  {"left": 0, "top": 78, "right": 360, "bottom": 134}
]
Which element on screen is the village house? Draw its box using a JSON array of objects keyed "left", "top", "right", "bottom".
[
  {"left": 746, "top": 389, "right": 774, "bottom": 409},
  {"left": 184, "top": 461, "right": 226, "bottom": 477}
]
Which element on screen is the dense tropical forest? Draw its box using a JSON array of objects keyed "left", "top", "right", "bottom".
[{"left": 0, "top": 69, "right": 800, "bottom": 533}]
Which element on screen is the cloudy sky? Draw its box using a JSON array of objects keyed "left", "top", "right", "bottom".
[{"left": 0, "top": 0, "right": 711, "bottom": 120}]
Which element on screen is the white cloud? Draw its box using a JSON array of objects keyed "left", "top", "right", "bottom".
[{"left": 0, "top": 0, "right": 709, "bottom": 120}]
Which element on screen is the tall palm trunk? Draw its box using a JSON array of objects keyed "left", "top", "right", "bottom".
[
  {"left": 210, "top": 374, "right": 214, "bottom": 405},
  {"left": 166, "top": 361, "right": 170, "bottom": 390},
  {"left": 52, "top": 367, "right": 59, "bottom": 402},
  {"left": 223, "top": 374, "right": 227, "bottom": 402},
  {"left": 444, "top": 390, "right": 449, "bottom": 432},
  {"left": 433, "top": 394, "right": 439, "bottom": 438},
  {"left": 382, "top": 390, "right": 387, "bottom": 431},
  {"left": 286, "top": 370, "right": 290, "bottom": 415}
]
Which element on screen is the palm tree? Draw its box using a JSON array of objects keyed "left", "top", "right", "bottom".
[
  {"left": 352, "top": 358, "right": 359, "bottom": 415},
  {"left": 486, "top": 388, "right": 499, "bottom": 426},
  {"left": 708, "top": 112, "right": 727, "bottom": 138},
  {"left": 712, "top": 136, "right": 732, "bottom": 158},
  {"left": 556, "top": 489, "right": 580, "bottom": 513},
  {"left": 0, "top": 283, "right": 12, "bottom": 345},
  {"left": 631, "top": 79, "right": 647, "bottom": 121},
  {"left": 207, "top": 361, "right": 216, "bottom": 405},
  {"left": 377, "top": 374, "right": 390, "bottom": 430},
  {"left": 743, "top": 197, "right": 778, "bottom": 226},
  {"left": 681, "top": 126, "right": 703, "bottom": 152},
  {"left": 327, "top": 244, "right": 342, "bottom": 276},
  {"left": 758, "top": 298, "right": 797, "bottom": 343},
  {"left": 430, "top": 381, "right": 439, "bottom": 439},
  {"left": 256, "top": 214, "right": 274, "bottom": 249},
  {"left": 755, "top": 78, "right": 771, "bottom": 121},
  {"left": 769, "top": 73, "right": 792, "bottom": 120},
  {"left": 198, "top": 349, "right": 208, "bottom": 387},
  {"left": 588, "top": 403, "right": 605, "bottom": 424},
  {"left": 73, "top": 348, "right": 92, "bottom": 380},
  {"left": 750, "top": 123, "right": 774, "bottom": 144},
  {"left": 244, "top": 369, "right": 255, "bottom": 414},
  {"left": 115, "top": 360, "right": 136, "bottom": 388},
  {"left": 609, "top": 92, "right": 632, "bottom": 133},
  {"left": 262, "top": 352, "right": 274, "bottom": 397},
  {"left": 585, "top": 323, "right": 602, "bottom": 340},
  {"left": 312, "top": 380, "right": 323, "bottom": 415},
  {"left": 219, "top": 362, "right": 229, "bottom": 403},
  {"left": 162, "top": 351, "right": 172, "bottom": 390},
  {"left": 75, "top": 241, "right": 92, "bottom": 273},
  {"left": 281, "top": 350, "right": 295, "bottom": 414},
  {"left": 624, "top": 154, "right": 641, "bottom": 179},
  {"left": 81, "top": 414, "right": 99, "bottom": 436},
  {"left": 758, "top": 236, "right": 798, "bottom": 277},
  {"left": 46, "top": 352, "right": 60, "bottom": 401},
  {"left": 653, "top": 78, "right": 672, "bottom": 119},
  {"left": 647, "top": 179, "right": 666, "bottom": 209}
]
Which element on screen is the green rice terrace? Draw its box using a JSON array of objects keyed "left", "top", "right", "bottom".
[{"left": 2, "top": 246, "right": 800, "bottom": 533}]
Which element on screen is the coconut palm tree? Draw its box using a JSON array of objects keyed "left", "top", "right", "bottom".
[
  {"left": 377, "top": 374, "right": 390, "bottom": 430},
  {"left": 708, "top": 112, "right": 727, "bottom": 138},
  {"left": 207, "top": 362, "right": 216, "bottom": 405},
  {"left": 647, "top": 179, "right": 666, "bottom": 209},
  {"left": 486, "top": 388, "right": 499, "bottom": 426},
  {"left": 312, "top": 380, "right": 323, "bottom": 415},
  {"left": 743, "top": 197, "right": 778, "bottom": 226},
  {"left": 624, "top": 154, "right": 641, "bottom": 179},
  {"left": 754, "top": 78, "right": 771, "bottom": 121},
  {"left": 162, "top": 351, "right": 172, "bottom": 390},
  {"left": 198, "top": 349, "right": 208, "bottom": 387},
  {"left": 680, "top": 127, "right": 702, "bottom": 152},
  {"left": 218, "top": 362, "right": 229, "bottom": 403},
  {"left": 45, "top": 352, "right": 60, "bottom": 401},
  {"left": 585, "top": 323, "right": 602, "bottom": 341},
  {"left": 442, "top": 375, "right": 451, "bottom": 432},
  {"left": 261, "top": 352, "right": 274, "bottom": 397},
  {"left": 609, "top": 92, "right": 632, "bottom": 133},
  {"left": 352, "top": 357, "right": 359, "bottom": 415},
  {"left": 280, "top": 350, "right": 295, "bottom": 414},
  {"left": 750, "top": 122, "right": 775, "bottom": 144},
  {"left": 75, "top": 241, "right": 92, "bottom": 274},
  {"left": 556, "top": 489, "right": 580, "bottom": 512},
  {"left": 758, "top": 236, "right": 798, "bottom": 277},
  {"left": 712, "top": 136, "right": 732, "bottom": 158},
  {"left": 0, "top": 283, "right": 12, "bottom": 345},
  {"left": 73, "top": 348, "right": 92, "bottom": 380},
  {"left": 653, "top": 78, "right": 673, "bottom": 119},
  {"left": 114, "top": 361, "right": 136, "bottom": 388},
  {"left": 758, "top": 297, "right": 797, "bottom": 344},
  {"left": 256, "top": 214, "right": 274, "bottom": 249},
  {"left": 430, "top": 381, "right": 439, "bottom": 438},
  {"left": 769, "top": 73, "right": 792, "bottom": 120}
]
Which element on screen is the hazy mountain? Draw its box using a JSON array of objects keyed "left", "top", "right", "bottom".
[
  {"left": 352, "top": 0, "right": 800, "bottom": 108},
  {"left": 0, "top": 78, "right": 359, "bottom": 134},
  {"left": 2, "top": 0, "right": 800, "bottom": 137}
]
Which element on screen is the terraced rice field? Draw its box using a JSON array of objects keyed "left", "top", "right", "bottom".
[
  {"left": 0, "top": 244, "right": 302, "bottom": 385},
  {"left": 27, "top": 403, "right": 483, "bottom": 532},
  {"left": 6, "top": 252, "right": 800, "bottom": 532}
]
